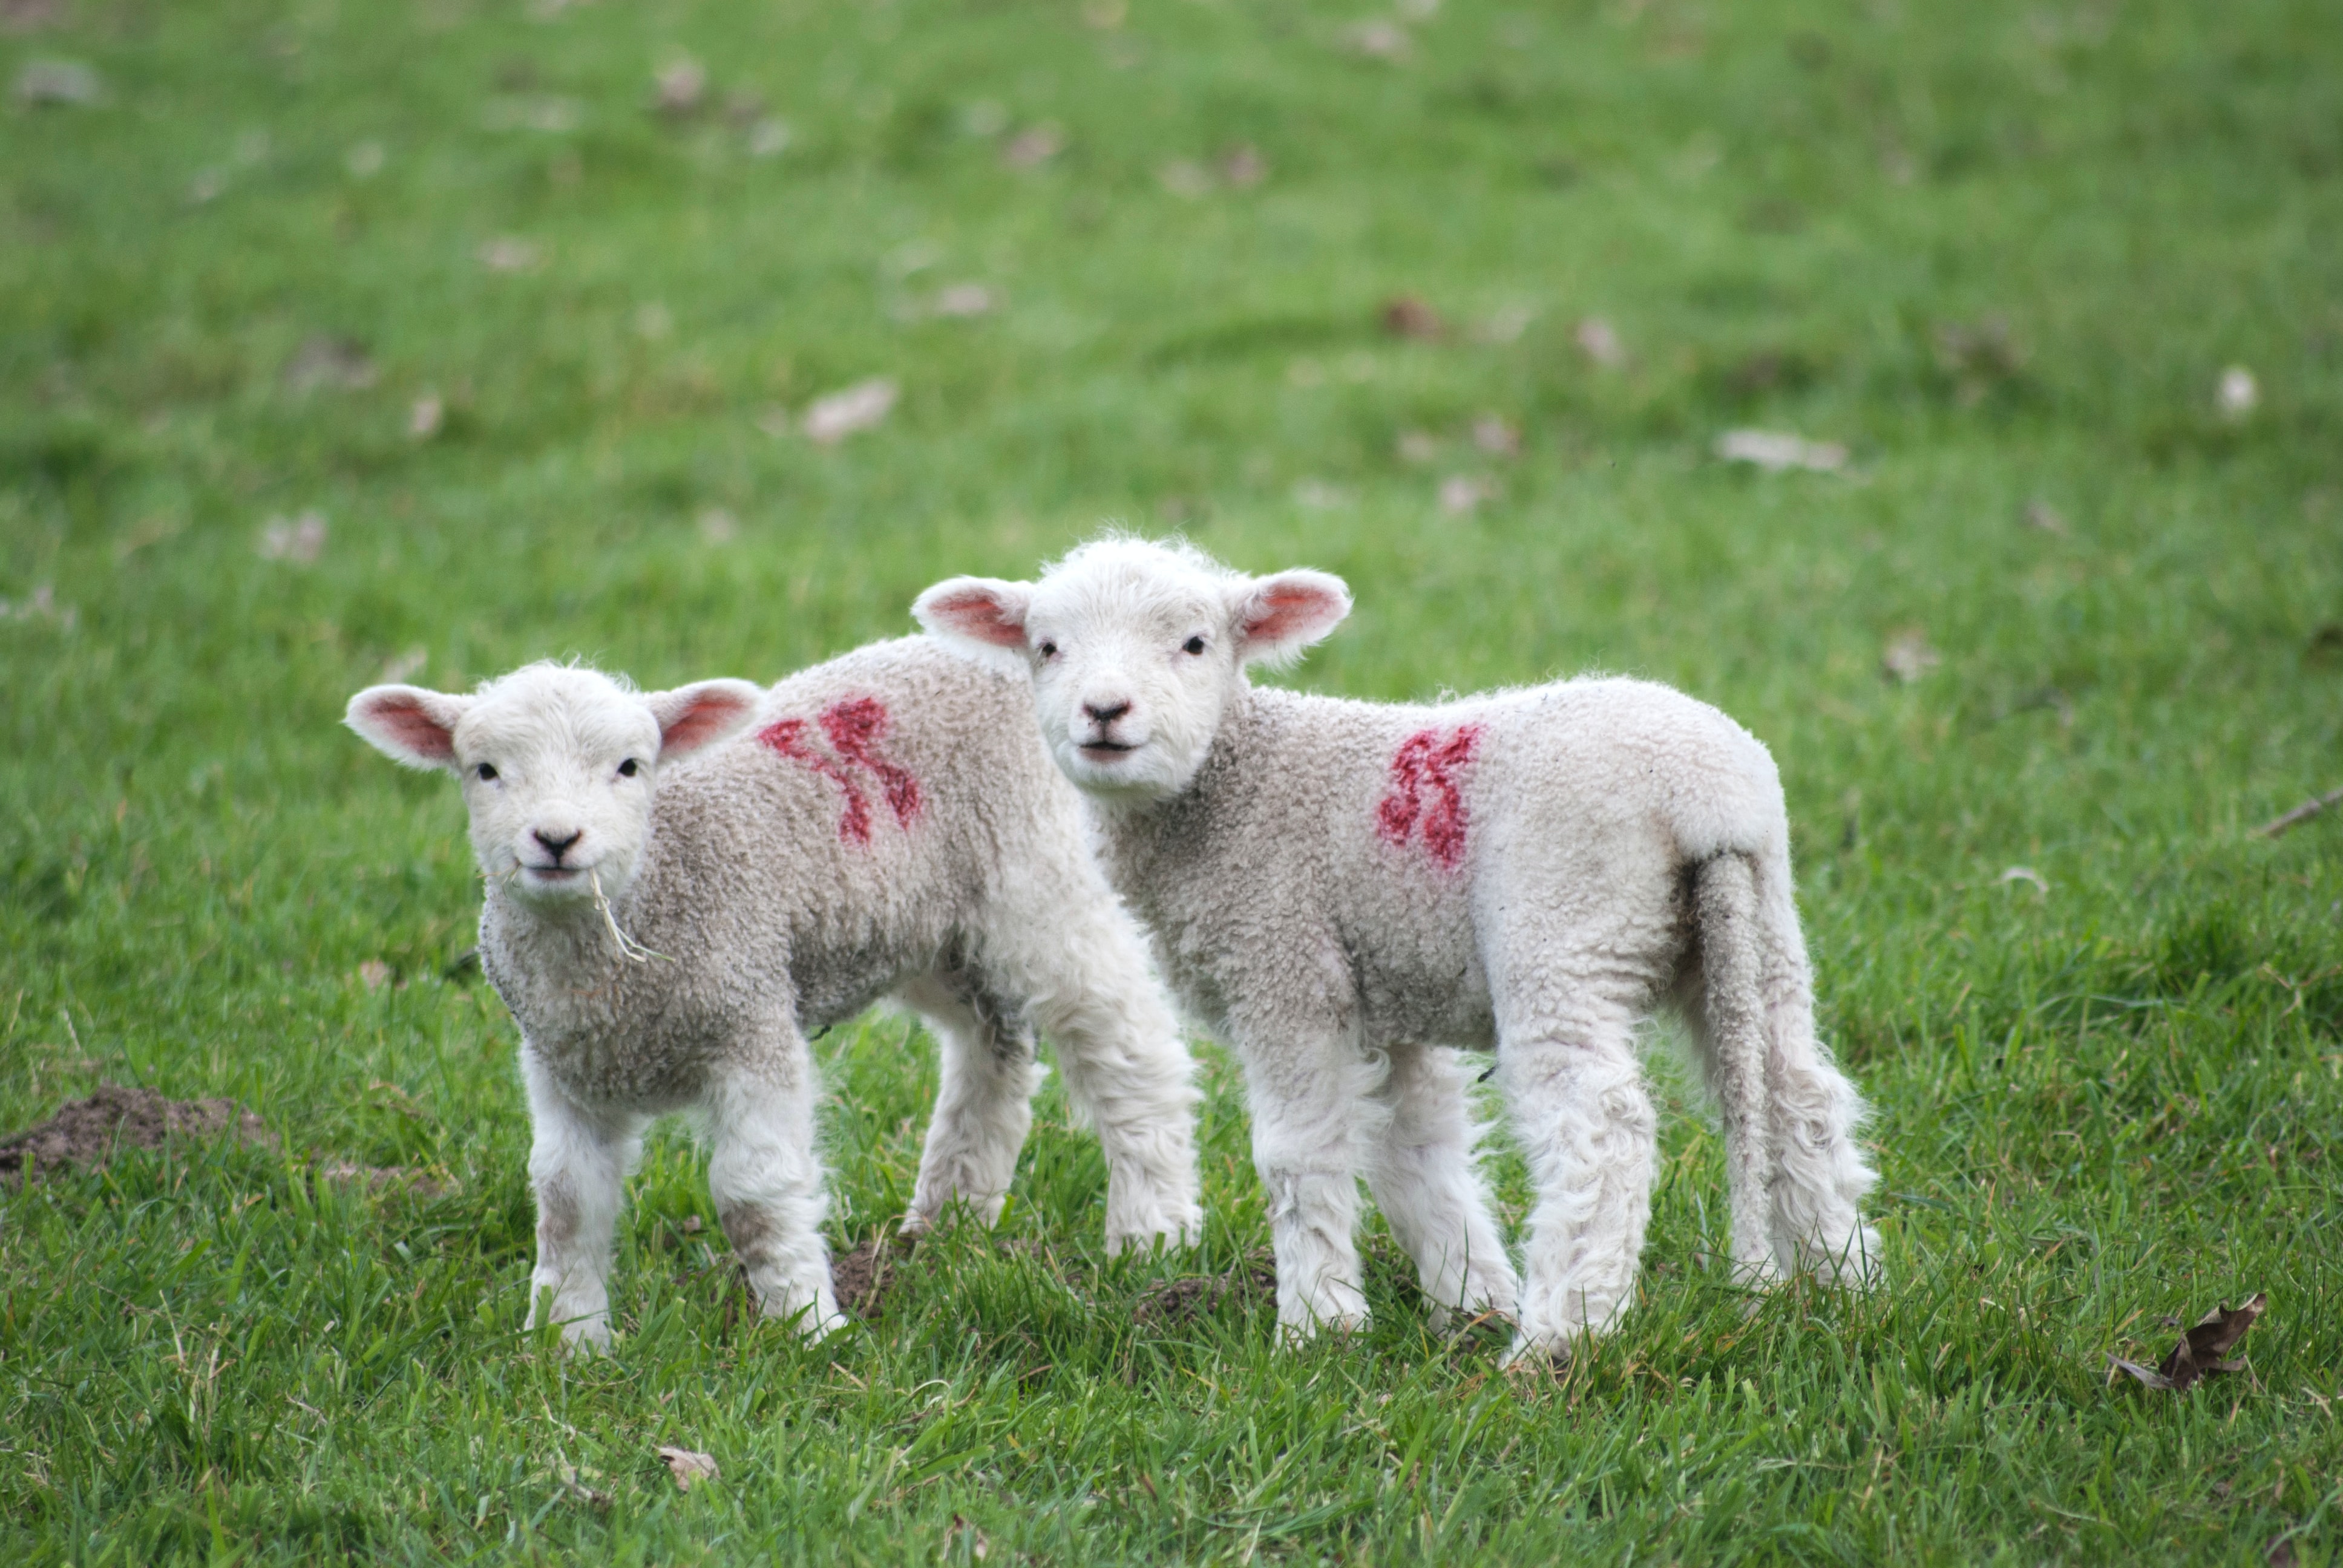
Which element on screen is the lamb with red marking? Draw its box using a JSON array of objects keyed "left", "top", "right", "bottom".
[
  {"left": 916, "top": 538, "right": 1879, "bottom": 1362},
  {"left": 345, "top": 641, "right": 1202, "bottom": 1351}
]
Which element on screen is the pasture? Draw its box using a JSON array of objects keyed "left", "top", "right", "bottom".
[{"left": 3, "top": 0, "right": 2340, "bottom": 1560}]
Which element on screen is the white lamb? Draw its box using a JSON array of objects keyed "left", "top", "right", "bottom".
[
  {"left": 916, "top": 538, "right": 1879, "bottom": 1361},
  {"left": 346, "top": 640, "right": 1202, "bottom": 1349}
]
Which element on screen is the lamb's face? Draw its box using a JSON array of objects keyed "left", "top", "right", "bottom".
[
  {"left": 915, "top": 539, "right": 1352, "bottom": 804},
  {"left": 347, "top": 665, "right": 763, "bottom": 907}
]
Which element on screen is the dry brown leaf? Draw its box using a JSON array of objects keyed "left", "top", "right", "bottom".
[
  {"left": 1439, "top": 475, "right": 1498, "bottom": 514},
  {"left": 1344, "top": 20, "right": 1412, "bottom": 60},
  {"left": 1381, "top": 295, "right": 1444, "bottom": 341},
  {"left": 257, "top": 511, "right": 327, "bottom": 563},
  {"left": 949, "top": 1514, "right": 991, "bottom": 1560},
  {"left": 13, "top": 57, "right": 99, "bottom": 105},
  {"left": 930, "top": 283, "right": 996, "bottom": 318},
  {"left": 1715, "top": 428, "right": 1847, "bottom": 473},
  {"left": 1218, "top": 143, "right": 1268, "bottom": 188},
  {"left": 1881, "top": 632, "right": 1939, "bottom": 684},
  {"left": 282, "top": 335, "right": 378, "bottom": 394},
  {"left": 801, "top": 379, "right": 898, "bottom": 445},
  {"left": 358, "top": 959, "right": 393, "bottom": 990},
  {"left": 1575, "top": 316, "right": 1627, "bottom": 368},
  {"left": 657, "top": 1445, "right": 719, "bottom": 1492},
  {"left": 1001, "top": 125, "right": 1063, "bottom": 168},
  {"left": 654, "top": 56, "right": 707, "bottom": 117},
  {"left": 1472, "top": 415, "right": 1520, "bottom": 457},
  {"left": 2108, "top": 1292, "right": 2266, "bottom": 1393}
]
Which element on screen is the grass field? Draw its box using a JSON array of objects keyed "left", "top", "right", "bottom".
[{"left": 5, "top": 0, "right": 2342, "bottom": 1560}]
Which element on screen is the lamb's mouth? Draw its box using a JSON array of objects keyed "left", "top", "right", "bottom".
[
  {"left": 1078, "top": 740, "right": 1138, "bottom": 760},
  {"left": 519, "top": 863, "right": 586, "bottom": 885}
]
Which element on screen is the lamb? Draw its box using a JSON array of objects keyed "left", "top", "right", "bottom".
[
  {"left": 915, "top": 538, "right": 1879, "bottom": 1361},
  {"left": 345, "top": 639, "right": 1203, "bottom": 1349}
]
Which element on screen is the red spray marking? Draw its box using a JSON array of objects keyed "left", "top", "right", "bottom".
[
  {"left": 1375, "top": 724, "right": 1482, "bottom": 870},
  {"left": 756, "top": 697, "right": 921, "bottom": 845}
]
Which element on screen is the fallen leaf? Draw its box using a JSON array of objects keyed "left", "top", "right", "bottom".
[
  {"left": 358, "top": 960, "right": 393, "bottom": 990},
  {"left": 555, "top": 1460, "right": 611, "bottom": 1509},
  {"left": 1344, "top": 20, "right": 1412, "bottom": 60},
  {"left": 747, "top": 117, "right": 791, "bottom": 157},
  {"left": 2218, "top": 366, "right": 2259, "bottom": 421},
  {"left": 257, "top": 511, "right": 328, "bottom": 564},
  {"left": 949, "top": 1514, "right": 991, "bottom": 1560},
  {"left": 654, "top": 56, "right": 707, "bottom": 116},
  {"left": 283, "top": 335, "right": 378, "bottom": 394},
  {"left": 697, "top": 508, "right": 738, "bottom": 544},
  {"left": 13, "top": 57, "right": 100, "bottom": 106},
  {"left": 1439, "top": 474, "right": 1498, "bottom": 514},
  {"left": 2, "top": 1, "right": 67, "bottom": 36},
  {"left": 930, "top": 283, "right": 996, "bottom": 318},
  {"left": 1157, "top": 159, "right": 1212, "bottom": 198},
  {"left": 1472, "top": 414, "right": 1520, "bottom": 457},
  {"left": 379, "top": 647, "right": 428, "bottom": 682},
  {"left": 1291, "top": 479, "right": 1348, "bottom": 511},
  {"left": 2108, "top": 1292, "right": 2266, "bottom": 1393},
  {"left": 344, "top": 141, "right": 386, "bottom": 178},
  {"left": 1395, "top": 430, "right": 1438, "bottom": 463},
  {"left": 409, "top": 394, "right": 445, "bottom": 440},
  {"left": 1001, "top": 125, "right": 1063, "bottom": 168},
  {"left": 1715, "top": 428, "right": 1847, "bottom": 473},
  {"left": 657, "top": 1445, "right": 719, "bottom": 1492},
  {"left": 1471, "top": 304, "right": 1535, "bottom": 344},
  {"left": 1381, "top": 295, "right": 1444, "bottom": 341},
  {"left": 476, "top": 237, "right": 543, "bottom": 273},
  {"left": 1881, "top": 632, "right": 1939, "bottom": 684},
  {"left": 1575, "top": 316, "right": 1627, "bottom": 368},
  {"left": 2024, "top": 498, "right": 2068, "bottom": 535},
  {"left": 188, "top": 169, "right": 227, "bottom": 204},
  {"left": 801, "top": 379, "right": 899, "bottom": 445},
  {"left": 1218, "top": 143, "right": 1268, "bottom": 188}
]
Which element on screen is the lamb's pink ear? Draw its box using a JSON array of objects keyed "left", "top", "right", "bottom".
[
  {"left": 1231, "top": 569, "right": 1352, "bottom": 667},
  {"left": 913, "top": 577, "right": 1033, "bottom": 651},
  {"left": 644, "top": 679, "right": 764, "bottom": 760},
  {"left": 346, "top": 685, "right": 470, "bottom": 771}
]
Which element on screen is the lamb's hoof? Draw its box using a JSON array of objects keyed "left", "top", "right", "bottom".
[
  {"left": 1104, "top": 1211, "right": 1204, "bottom": 1257},
  {"left": 1501, "top": 1334, "right": 1573, "bottom": 1374}
]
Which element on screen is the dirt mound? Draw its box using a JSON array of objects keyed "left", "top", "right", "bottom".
[
  {"left": 0, "top": 1083, "right": 275, "bottom": 1183},
  {"left": 1136, "top": 1252, "right": 1277, "bottom": 1326},
  {"left": 830, "top": 1235, "right": 906, "bottom": 1321}
]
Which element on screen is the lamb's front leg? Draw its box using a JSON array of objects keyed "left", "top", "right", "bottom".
[
  {"left": 1244, "top": 1034, "right": 1373, "bottom": 1341},
  {"left": 704, "top": 1050, "right": 845, "bottom": 1339},
  {"left": 1365, "top": 1044, "right": 1519, "bottom": 1331},
  {"left": 521, "top": 1049, "right": 642, "bottom": 1352}
]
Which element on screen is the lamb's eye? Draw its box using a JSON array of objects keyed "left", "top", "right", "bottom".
[
  {"left": 475, "top": 762, "right": 498, "bottom": 782},
  {"left": 1182, "top": 636, "right": 1207, "bottom": 656},
  {"left": 1038, "top": 641, "right": 1059, "bottom": 659},
  {"left": 618, "top": 759, "right": 640, "bottom": 778}
]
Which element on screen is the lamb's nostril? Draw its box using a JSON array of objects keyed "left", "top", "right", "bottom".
[
  {"left": 1084, "top": 701, "right": 1132, "bottom": 727},
  {"left": 534, "top": 828, "right": 584, "bottom": 863}
]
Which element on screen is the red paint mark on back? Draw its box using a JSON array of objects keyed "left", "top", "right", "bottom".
[
  {"left": 756, "top": 697, "right": 922, "bottom": 845},
  {"left": 1375, "top": 723, "right": 1481, "bottom": 870}
]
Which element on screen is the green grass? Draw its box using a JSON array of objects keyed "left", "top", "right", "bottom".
[{"left": 5, "top": 0, "right": 2342, "bottom": 1560}]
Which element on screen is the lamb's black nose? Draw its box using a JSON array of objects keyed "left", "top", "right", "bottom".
[
  {"left": 1084, "top": 700, "right": 1132, "bottom": 726},
  {"left": 534, "top": 828, "right": 583, "bottom": 863}
]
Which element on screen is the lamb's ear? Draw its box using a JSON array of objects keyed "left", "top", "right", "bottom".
[
  {"left": 913, "top": 577, "right": 1034, "bottom": 651},
  {"left": 644, "top": 679, "right": 765, "bottom": 760},
  {"left": 347, "top": 685, "right": 471, "bottom": 771},
  {"left": 1231, "top": 569, "right": 1352, "bottom": 667}
]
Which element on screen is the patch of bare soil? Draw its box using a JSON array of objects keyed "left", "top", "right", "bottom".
[
  {"left": 1136, "top": 1252, "right": 1277, "bottom": 1326},
  {"left": 831, "top": 1234, "right": 906, "bottom": 1321},
  {"left": 0, "top": 1083, "right": 275, "bottom": 1183}
]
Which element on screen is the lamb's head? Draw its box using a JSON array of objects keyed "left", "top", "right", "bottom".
[
  {"left": 915, "top": 537, "right": 1351, "bottom": 801},
  {"left": 346, "top": 664, "right": 762, "bottom": 905}
]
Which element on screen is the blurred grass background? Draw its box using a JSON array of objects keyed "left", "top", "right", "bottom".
[{"left": 3, "top": 0, "right": 2341, "bottom": 1561}]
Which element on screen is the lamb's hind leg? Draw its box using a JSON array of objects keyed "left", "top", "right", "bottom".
[
  {"left": 1495, "top": 990, "right": 1659, "bottom": 1364},
  {"left": 1365, "top": 1042, "right": 1518, "bottom": 1331},
  {"left": 704, "top": 1045, "right": 844, "bottom": 1339},
  {"left": 896, "top": 969, "right": 1043, "bottom": 1235}
]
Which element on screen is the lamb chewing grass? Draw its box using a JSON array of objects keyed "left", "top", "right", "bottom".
[
  {"left": 916, "top": 538, "right": 1878, "bottom": 1362},
  {"left": 347, "top": 642, "right": 1202, "bottom": 1350}
]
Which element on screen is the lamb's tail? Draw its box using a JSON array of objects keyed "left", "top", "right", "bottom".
[{"left": 1692, "top": 850, "right": 1881, "bottom": 1288}]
